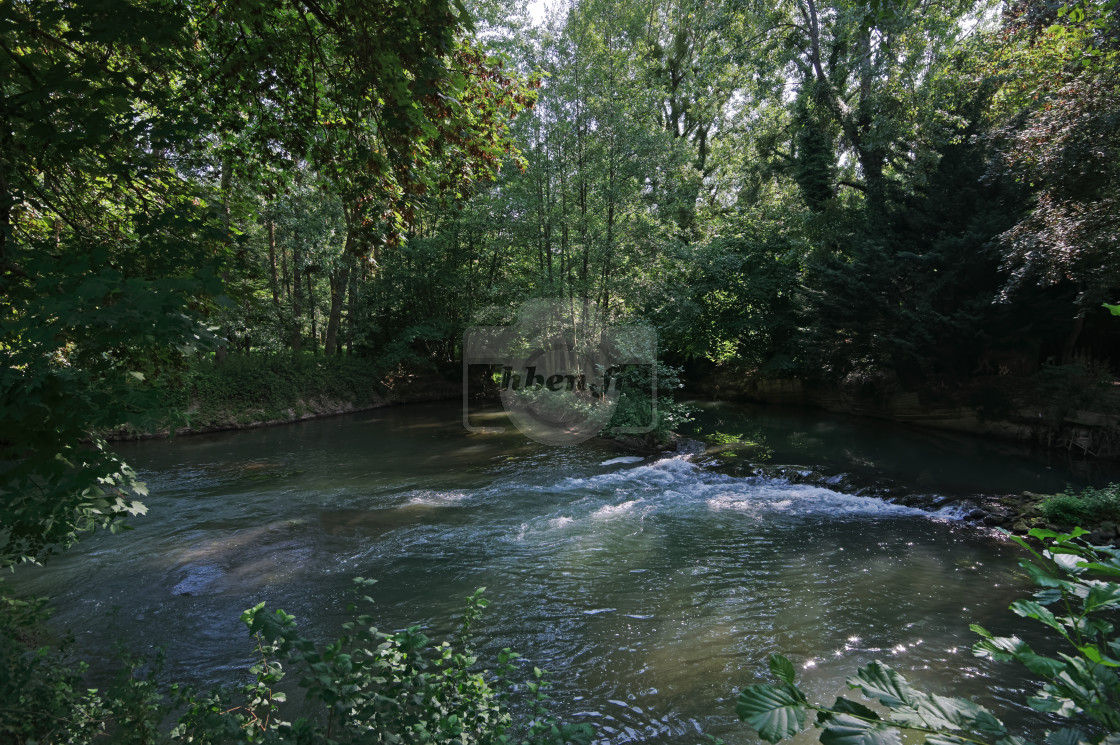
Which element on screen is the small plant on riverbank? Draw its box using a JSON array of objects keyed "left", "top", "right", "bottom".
[
  {"left": 1039, "top": 483, "right": 1120, "bottom": 527},
  {"left": 734, "top": 528, "right": 1120, "bottom": 745}
]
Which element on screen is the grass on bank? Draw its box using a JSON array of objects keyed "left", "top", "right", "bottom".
[
  {"left": 160, "top": 352, "right": 391, "bottom": 431},
  {"left": 1039, "top": 482, "right": 1120, "bottom": 526}
]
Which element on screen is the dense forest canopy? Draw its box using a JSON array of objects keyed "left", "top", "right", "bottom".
[{"left": 2, "top": 0, "right": 1120, "bottom": 565}]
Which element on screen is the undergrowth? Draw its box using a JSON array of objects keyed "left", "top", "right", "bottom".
[{"left": 1039, "top": 482, "right": 1120, "bottom": 526}]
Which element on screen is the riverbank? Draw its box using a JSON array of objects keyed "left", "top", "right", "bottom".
[
  {"left": 686, "top": 363, "right": 1120, "bottom": 460},
  {"left": 105, "top": 354, "right": 460, "bottom": 441}
]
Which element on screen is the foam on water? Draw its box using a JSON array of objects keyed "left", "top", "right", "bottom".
[
  {"left": 599, "top": 456, "right": 646, "bottom": 466},
  {"left": 403, "top": 489, "right": 470, "bottom": 506},
  {"left": 535, "top": 456, "right": 953, "bottom": 522}
]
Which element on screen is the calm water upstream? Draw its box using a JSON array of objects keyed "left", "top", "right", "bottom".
[{"left": 13, "top": 400, "right": 1119, "bottom": 743}]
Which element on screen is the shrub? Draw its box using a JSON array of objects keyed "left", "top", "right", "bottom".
[
  {"left": 1039, "top": 483, "right": 1120, "bottom": 526},
  {"left": 0, "top": 580, "right": 593, "bottom": 745}
]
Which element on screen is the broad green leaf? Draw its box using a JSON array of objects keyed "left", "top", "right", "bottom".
[
  {"left": 830, "top": 698, "right": 881, "bottom": 720},
  {"left": 820, "top": 714, "right": 901, "bottom": 745},
  {"left": 736, "top": 684, "right": 808, "bottom": 743},
  {"left": 1047, "top": 727, "right": 1091, "bottom": 745},
  {"left": 1018, "top": 652, "right": 1067, "bottom": 677},
  {"left": 769, "top": 654, "right": 797, "bottom": 685},
  {"left": 1022, "top": 561, "right": 1073, "bottom": 590},
  {"left": 972, "top": 634, "right": 1065, "bottom": 677},
  {"left": 1084, "top": 583, "right": 1120, "bottom": 612},
  {"left": 1080, "top": 562, "right": 1120, "bottom": 577},
  {"left": 847, "top": 662, "right": 913, "bottom": 708},
  {"left": 1010, "top": 600, "right": 1062, "bottom": 631}
]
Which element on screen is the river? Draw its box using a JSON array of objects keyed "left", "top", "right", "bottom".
[{"left": 13, "top": 400, "right": 1117, "bottom": 743}]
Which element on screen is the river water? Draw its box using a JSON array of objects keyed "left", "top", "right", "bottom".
[{"left": 12, "top": 400, "right": 1116, "bottom": 743}]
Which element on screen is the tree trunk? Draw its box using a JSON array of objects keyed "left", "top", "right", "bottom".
[
  {"left": 292, "top": 239, "right": 303, "bottom": 353},
  {"left": 324, "top": 262, "right": 350, "bottom": 355},
  {"left": 308, "top": 273, "right": 318, "bottom": 354},
  {"left": 1062, "top": 310, "right": 1086, "bottom": 364},
  {"left": 346, "top": 254, "right": 358, "bottom": 355},
  {"left": 216, "top": 154, "right": 233, "bottom": 364},
  {"left": 268, "top": 219, "right": 279, "bottom": 308}
]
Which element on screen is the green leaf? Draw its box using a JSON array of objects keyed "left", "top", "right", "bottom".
[
  {"left": 926, "top": 736, "right": 971, "bottom": 745},
  {"left": 1022, "top": 561, "right": 1072, "bottom": 590},
  {"left": 830, "top": 698, "right": 881, "bottom": 720},
  {"left": 1010, "top": 600, "right": 1063, "bottom": 631},
  {"left": 736, "top": 684, "right": 808, "bottom": 743},
  {"left": 847, "top": 662, "right": 913, "bottom": 708},
  {"left": 1084, "top": 583, "right": 1120, "bottom": 612},
  {"left": 819, "top": 713, "right": 902, "bottom": 745},
  {"left": 769, "top": 654, "right": 797, "bottom": 685},
  {"left": 1047, "top": 727, "right": 1091, "bottom": 745},
  {"left": 972, "top": 634, "right": 1065, "bottom": 677}
]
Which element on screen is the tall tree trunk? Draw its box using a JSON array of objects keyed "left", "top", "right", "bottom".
[
  {"left": 577, "top": 115, "right": 589, "bottom": 297},
  {"left": 292, "top": 239, "right": 303, "bottom": 353},
  {"left": 544, "top": 142, "right": 554, "bottom": 286},
  {"left": 281, "top": 239, "right": 291, "bottom": 302},
  {"left": 346, "top": 254, "right": 358, "bottom": 355},
  {"left": 308, "top": 273, "right": 318, "bottom": 354},
  {"left": 324, "top": 260, "right": 350, "bottom": 356},
  {"left": 216, "top": 154, "right": 233, "bottom": 363},
  {"left": 560, "top": 150, "right": 570, "bottom": 301},
  {"left": 1062, "top": 310, "right": 1087, "bottom": 364},
  {"left": 0, "top": 140, "right": 10, "bottom": 277},
  {"left": 800, "top": 0, "right": 884, "bottom": 203},
  {"left": 267, "top": 219, "right": 279, "bottom": 308},
  {"left": 600, "top": 128, "right": 616, "bottom": 315}
]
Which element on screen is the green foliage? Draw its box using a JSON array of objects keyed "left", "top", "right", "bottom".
[
  {"left": 607, "top": 361, "right": 694, "bottom": 445},
  {"left": 1, "top": 0, "right": 539, "bottom": 571},
  {"left": 1039, "top": 484, "right": 1120, "bottom": 526},
  {"left": 701, "top": 431, "right": 773, "bottom": 460},
  {"left": 1030, "top": 362, "right": 1115, "bottom": 423},
  {"left": 649, "top": 236, "right": 801, "bottom": 370},
  {"left": 0, "top": 581, "right": 594, "bottom": 745},
  {"left": 0, "top": 586, "right": 100, "bottom": 743},
  {"left": 735, "top": 529, "right": 1120, "bottom": 745},
  {"left": 166, "top": 352, "right": 390, "bottom": 430},
  {"left": 791, "top": 86, "right": 839, "bottom": 211},
  {"left": 990, "top": 0, "right": 1120, "bottom": 307},
  {"left": 1, "top": 0, "right": 226, "bottom": 568}
]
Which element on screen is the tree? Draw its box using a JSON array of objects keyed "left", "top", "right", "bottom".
[
  {"left": 1, "top": 0, "right": 224, "bottom": 567},
  {"left": 0, "top": 0, "right": 539, "bottom": 566},
  {"left": 988, "top": 0, "right": 1120, "bottom": 325}
]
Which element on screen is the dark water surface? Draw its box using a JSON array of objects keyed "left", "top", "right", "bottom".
[{"left": 13, "top": 400, "right": 1109, "bottom": 743}]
